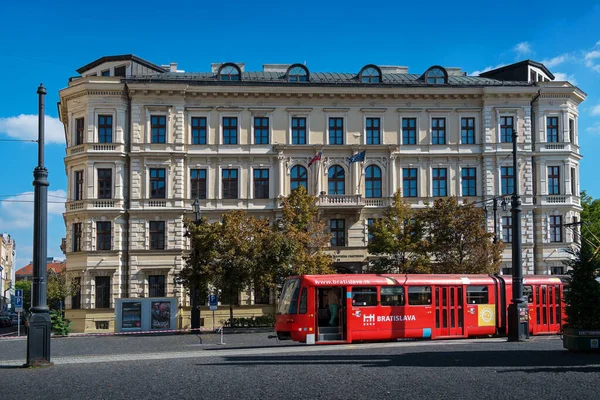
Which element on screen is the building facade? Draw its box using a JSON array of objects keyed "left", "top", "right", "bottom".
[
  {"left": 0, "top": 233, "right": 16, "bottom": 312},
  {"left": 58, "top": 55, "right": 585, "bottom": 332}
]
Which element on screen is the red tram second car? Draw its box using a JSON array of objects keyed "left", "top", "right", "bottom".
[{"left": 274, "top": 274, "right": 566, "bottom": 344}]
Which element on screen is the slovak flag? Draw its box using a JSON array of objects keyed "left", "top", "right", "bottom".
[{"left": 308, "top": 152, "right": 322, "bottom": 168}]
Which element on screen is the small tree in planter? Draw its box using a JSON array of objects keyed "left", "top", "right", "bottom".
[{"left": 562, "top": 243, "right": 600, "bottom": 352}]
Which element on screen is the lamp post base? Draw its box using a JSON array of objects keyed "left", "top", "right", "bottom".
[
  {"left": 507, "top": 302, "right": 530, "bottom": 342},
  {"left": 25, "top": 308, "right": 52, "bottom": 367}
]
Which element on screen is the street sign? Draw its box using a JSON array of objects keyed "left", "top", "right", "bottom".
[
  {"left": 15, "top": 296, "right": 23, "bottom": 308},
  {"left": 209, "top": 294, "right": 218, "bottom": 311},
  {"left": 15, "top": 289, "right": 23, "bottom": 297}
]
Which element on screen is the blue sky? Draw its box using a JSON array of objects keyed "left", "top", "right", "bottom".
[{"left": 1, "top": 0, "right": 599, "bottom": 270}]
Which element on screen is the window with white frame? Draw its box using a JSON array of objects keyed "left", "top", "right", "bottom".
[
  {"left": 366, "top": 117, "right": 381, "bottom": 145},
  {"left": 547, "top": 116, "right": 559, "bottom": 143},
  {"left": 500, "top": 116, "right": 514, "bottom": 143},
  {"left": 254, "top": 117, "right": 269, "bottom": 144},
  {"left": 548, "top": 166, "right": 560, "bottom": 195},
  {"left": 550, "top": 215, "right": 562, "bottom": 242}
]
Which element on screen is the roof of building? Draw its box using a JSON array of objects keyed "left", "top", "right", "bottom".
[
  {"left": 76, "top": 54, "right": 168, "bottom": 74},
  {"left": 479, "top": 60, "right": 555, "bottom": 80},
  {"left": 126, "top": 71, "right": 531, "bottom": 87},
  {"left": 15, "top": 261, "right": 65, "bottom": 277},
  {"left": 76, "top": 55, "right": 539, "bottom": 87}
]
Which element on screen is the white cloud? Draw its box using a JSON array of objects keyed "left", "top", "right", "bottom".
[
  {"left": 553, "top": 72, "right": 577, "bottom": 85},
  {"left": 0, "top": 115, "right": 65, "bottom": 144},
  {"left": 541, "top": 54, "right": 569, "bottom": 68},
  {"left": 587, "top": 123, "right": 600, "bottom": 135},
  {"left": 0, "top": 189, "right": 67, "bottom": 230},
  {"left": 470, "top": 63, "right": 506, "bottom": 76},
  {"left": 585, "top": 50, "right": 600, "bottom": 60},
  {"left": 513, "top": 42, "right": 532, "bottom": 57},
  {"left": 591, "top": 104, "right": 600, "bottom": 116}
]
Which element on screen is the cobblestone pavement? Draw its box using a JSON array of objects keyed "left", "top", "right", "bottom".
[{"left": 1, "top": 334, "right": 598, "bottom": 400}]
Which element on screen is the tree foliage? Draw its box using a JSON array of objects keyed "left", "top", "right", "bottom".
[
  {"left": 368, "top": 194, "right": 503, "bottom": 274},
  {"left": 419, "top": 198, "right": 503, "bottom": 274},
  {"left": 563, "top": 243, "right": 600, "bottom": 329},
  {"left": 580, "top": 190, "right": 600, "bottom": 251},
  {"left": 176, "top": 187, "right": 333, "bottom": 326},
  {"left": 278, "top": 186, "right": 335, "bottom": 277},
  {"left": 367, "top": 191, "right": 430, "bottom": 273},
  {"left": 47, "top": 266, "right": 79, "bottom": 314}
]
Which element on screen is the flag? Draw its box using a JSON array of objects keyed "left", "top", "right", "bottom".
[
  {"left": 308, "top": 152, "right": 322, "bottom": 168},
  {"left": 348, "top": 150, "right": 366, "bottom": 164}
]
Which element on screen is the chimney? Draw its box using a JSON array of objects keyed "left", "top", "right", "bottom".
[{"left": 170, "top": 62, "right": 178, "bottom": 72}]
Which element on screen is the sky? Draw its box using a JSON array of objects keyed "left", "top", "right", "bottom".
[{"left": 0, "top": 0, "right": 599, "bottom": 271}]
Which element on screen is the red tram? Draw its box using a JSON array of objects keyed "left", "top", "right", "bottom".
[{"left": 274, "top": 274, "right": 567, "bottom": 344}]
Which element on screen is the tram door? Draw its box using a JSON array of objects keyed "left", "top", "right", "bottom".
[
  {"left": 533, "top": 285, "right": 561, "bottom": 333},
  {"left": 434, "top": 286, "right": 464, "bottom": 337}
]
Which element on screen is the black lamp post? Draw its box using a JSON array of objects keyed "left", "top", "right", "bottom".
[
  {"left": 507, "top": 130, "right": 529, "bottom": 341},
  {"left": 190, "top": 197, "right": 201, "bottom": 331},
  {"left": 26, "top": 84, "right": 53, "bottom": 367},
  {"left": 484, "top": 197, "right": 508, "bottom": 243}
]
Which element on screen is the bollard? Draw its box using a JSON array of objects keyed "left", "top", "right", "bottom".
[{"left": 218, "top": 327, "right": 226, "bottom": 345}]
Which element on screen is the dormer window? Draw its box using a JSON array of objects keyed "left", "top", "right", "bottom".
[
  {"left": 359, "top": 65, "right": 382, "bottom": 83},
  {"left": 286, "top": 64, "right": 309, "bottom": 82},
  {"left": 424, "top": 66, "right": 448, "bottom": 84},
  {"left": 218, "top": 63, "right": 241, "bottom": 81}
]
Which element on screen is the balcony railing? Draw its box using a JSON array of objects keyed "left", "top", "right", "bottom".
[
  {"left": 67, "top": 143, "right": 124, "bottom": 156},
  {"left": 66, "top": 199, "right": 124, "bottom": 212},
  {"left": 317, "top": 194, "right": 363, "bottom": 208},
  {"left": 538, "top": 195, "right": 580, "bottom": 207}
]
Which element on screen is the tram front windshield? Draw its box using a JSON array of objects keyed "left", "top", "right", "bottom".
[{"left": 277, "top": 278, "right": 300, "bottom": 314}]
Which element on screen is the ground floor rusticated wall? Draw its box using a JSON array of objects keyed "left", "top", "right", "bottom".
[{"left": 66, "top": 304, "right": 277, "bottom": 334}]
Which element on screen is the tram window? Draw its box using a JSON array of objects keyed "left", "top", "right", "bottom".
[
  {"left": 408, "top": 286, "right": 432, "bottom": 305},
  {"left": 299, "top": 288, "right": 308, "bottom": 314},
  {"left": 523, "top": 286, "right": 533, "bottom": 303},
  {"left": 276, "top": 278, "right": 300, "bottom": 315},
  {"left": 352, "top": 287, "right": 377, "bottom": 306},
  {"left": 381, "top": 287, "right": 405, "bottom": 306},
  {"left": 466, "top": 286, "right": 488, "bottom": 304}
]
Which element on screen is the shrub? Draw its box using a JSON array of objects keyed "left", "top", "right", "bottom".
[
  {"left": 563, "top": 246, "right": 600, "bottom": 330},
  {"left": 50, "top": 310, "right": 72, "bottom": 336}
]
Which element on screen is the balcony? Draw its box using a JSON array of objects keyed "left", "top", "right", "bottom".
[
  {"left": 66, "top": 199, "right": 125, "bottom": 212},
  {"left": 538, "top": 143, "right": 577, "bottom": 153},
  {"left": 67, "top": 143, "right": 125, "bottom": 157},
  {"left": 317, "top": 194, "right": 364, "bottom": 209},
  {"left": 538, "top": 195, "right": 581, "bottom": 207}
]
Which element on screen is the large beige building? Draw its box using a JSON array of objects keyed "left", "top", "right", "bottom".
[
  {"left": 1, "top": 233, "right": 16, "bottom": 312},
  {"left": 58, "top": 55, "right": 585, "bottom": 332}
]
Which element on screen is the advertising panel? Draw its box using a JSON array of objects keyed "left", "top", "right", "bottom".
[
  {"left": 121, "top": 302, "right": 142, "bottom": 329},
  {"left": 151, "top": 301, "right": 171, "bottom": 330}
]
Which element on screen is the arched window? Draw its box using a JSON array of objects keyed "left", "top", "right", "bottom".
[
  {"left": 328, "top": 165, "right": 345, "bottom": 195},
  {"left": 365, "top": 165, "right": 382, "bottom": 198},
  {"left": 286, "top": 64, "right": 309, "bottom": 82},
  {"left": 218, "top": 63, "right": 241, "bottom": 81},
  {"left": 290, "top": 165, "right": 308, "bottom": 191},
  {"left": 359, "top": 65, "right": 382, "bottom": 83},
  {"left": 423, "top": 66, "right": 447, "bottom": 84}
]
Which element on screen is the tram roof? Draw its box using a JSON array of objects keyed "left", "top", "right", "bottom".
[{"left": 298, "top": 274, "right": 566, "bottom": 286}]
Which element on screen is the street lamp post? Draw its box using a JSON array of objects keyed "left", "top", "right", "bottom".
[
  {"left": 484, "top": 197, "right": 508, "bottom": 244},
  {"left": 190, "top": 198, "right": 201, "bottom": 331},
  {"left": 26, "top": 84, "right": 53, "bottom": 367},
  {"left": 507, "top": 129, "right": 529, "bottom": 341}
]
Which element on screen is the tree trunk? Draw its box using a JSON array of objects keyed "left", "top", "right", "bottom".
[{"left": 229, "top": 304, "right": 234, "bottom": 327}]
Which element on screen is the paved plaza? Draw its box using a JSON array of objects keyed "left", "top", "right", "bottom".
[{"left": 1, "top": 333, "right": 599, "bottom": 399}]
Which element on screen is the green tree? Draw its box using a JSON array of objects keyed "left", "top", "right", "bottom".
[
  {"left": 14, "top": 280, "right": 31, "bottom": 312},
  {"left": 47, "top": 266, "right": 80, "bottom": 315},
  {"left": 278, "top": 186, "right": 335, "bottom": 277},
  {"left": 580, "top": 190, "right": 600, "bottom": 252},
  {"left": 418, "top": 197, "right": 503, "bottom": 274},
  {"left": 175, "top": 215, "right": 220, "bottom": 325},
  {"left": 563, "top": 243, "right": 600, "bottom": 329},
  {"left": 211, "top": 210, "right": 259, "bottom": 325},
  {"left": 367, "top": 190, "right": 430, "bottom": 273}
]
